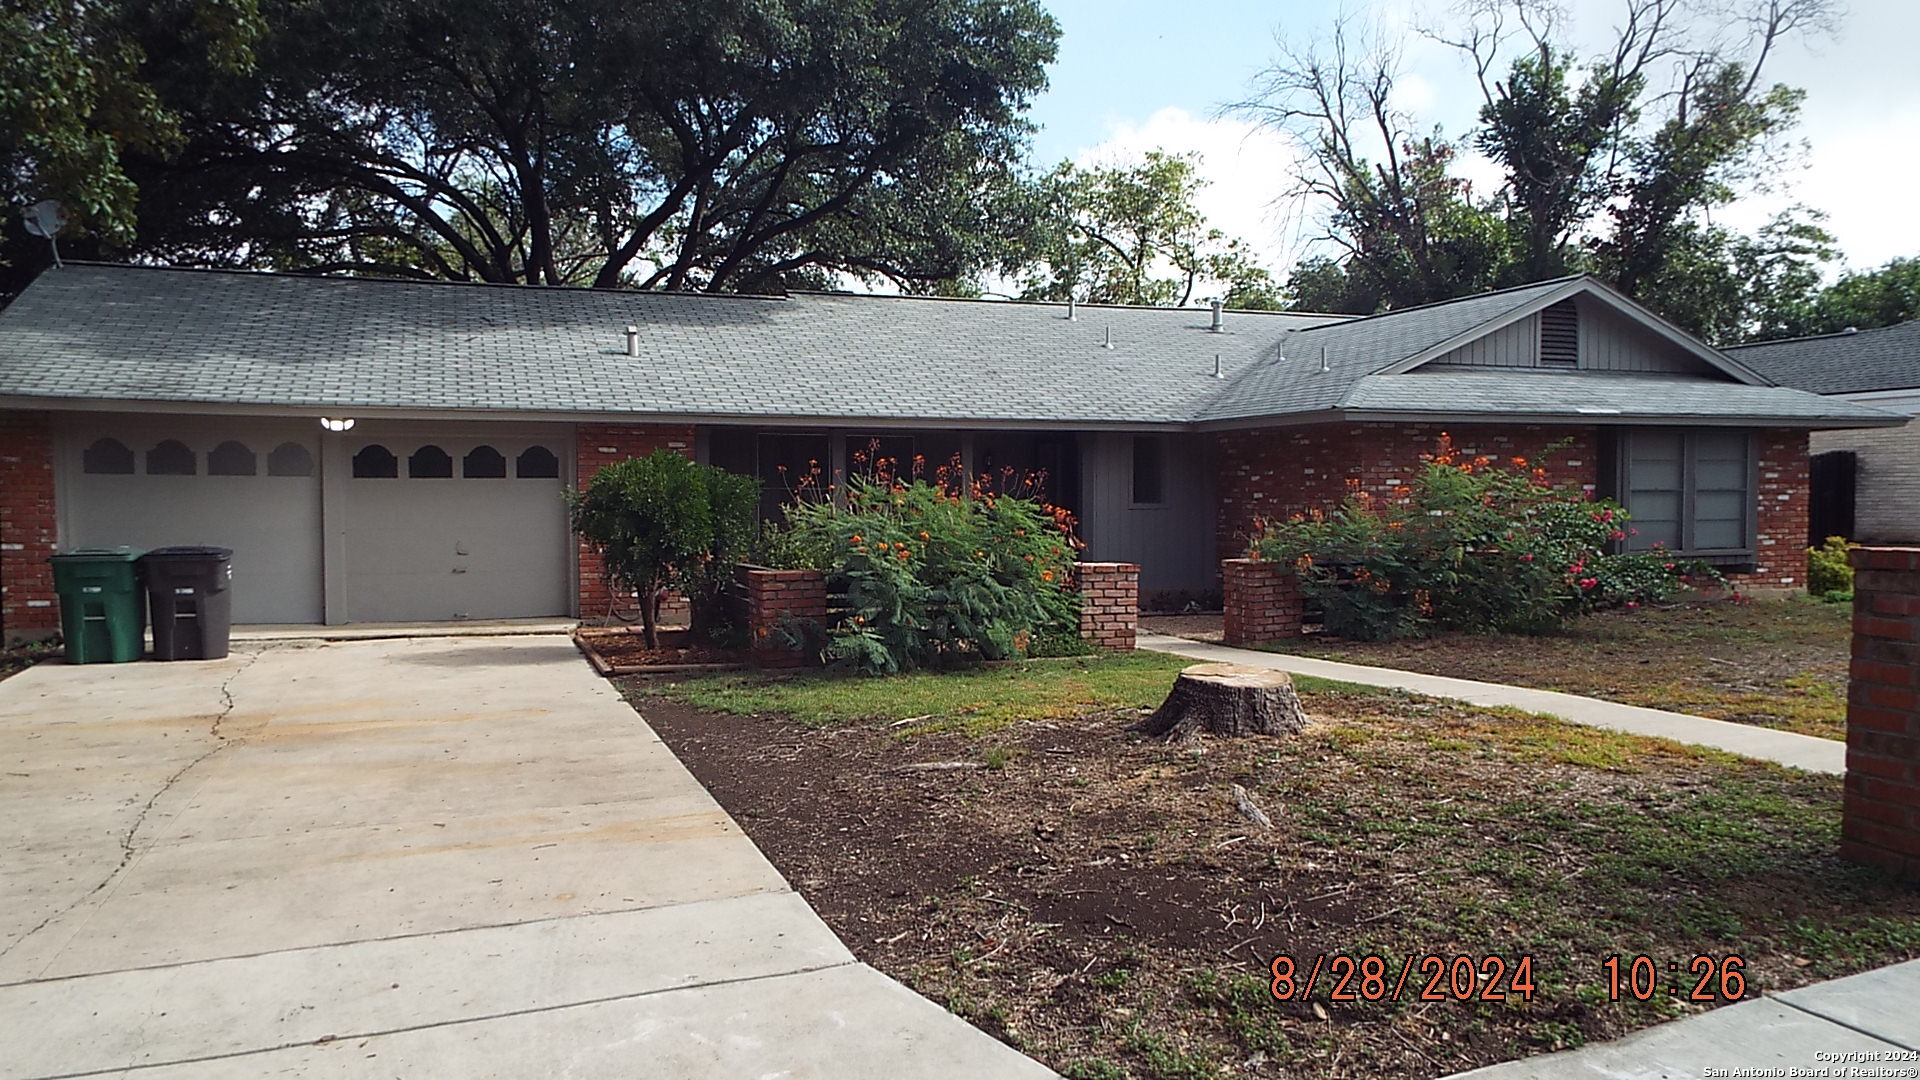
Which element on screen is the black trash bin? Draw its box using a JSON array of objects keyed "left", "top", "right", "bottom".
[{"left": 140, "top": 547, "right": 235, "bottom": 661}]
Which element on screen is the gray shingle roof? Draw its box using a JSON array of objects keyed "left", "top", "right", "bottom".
[
  {"left": 1725, "top": 320, "right": 1920, "bottom": 395},
  {"left": 1337, "top": 370, "right": 1899, "bottom": 424},
  {"left": 0, "top": 263, "right": 1898, "bottom": 430}
]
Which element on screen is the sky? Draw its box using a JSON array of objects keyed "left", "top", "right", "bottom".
[{"left": 1023, "top": 0, "right": 1920, "bottom": 285}]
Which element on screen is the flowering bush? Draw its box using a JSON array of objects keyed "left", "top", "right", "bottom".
[
  {"left": 1250, "top": 436, "right": 1710, "bottom": 640},
  {"left": 763, "top": 454, "right": 1082, "bottom": 674}
]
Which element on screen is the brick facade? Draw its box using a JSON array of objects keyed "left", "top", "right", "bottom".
[
  {"left": 742, "top": 567, "right": 828, "bottom": 668},
  {"left": 1214, "top": 422, "right": 1599, "bottom": 561},
  {"left": 1213, "top": 421, "right": 1810, "bottom": 592},
  {"left": 1841, "top": 547, "right": 1920, "bottom": 878},
  {"left": 1, "top": 411, "right": 59, "bottom": 642},
  {"left": 1221, "top": 558, "right": 1304, "bottom": 645},
  {"left": 574, "top": 423, "right": 696, "bottom": 620},
  {"left": 1073, "top": 562, "right": 1139, "bottom": 651}
]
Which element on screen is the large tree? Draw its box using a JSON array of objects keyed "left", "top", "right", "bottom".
[
  {"left": 1013, "top": 151, "right": 1281, "bottom": 308},
  {"left": 58, "top": 0, "right": 1058, "bottom": 294}
]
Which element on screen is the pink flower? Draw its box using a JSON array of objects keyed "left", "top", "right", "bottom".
[
  {"left": 1520, "top": 553, "right": 1535, "bottom": 562},
  {"left": 1626, "top": 601, "right": 1639, "bottom": 609},
  {"left": 1579, "top": 577, "right": 1599, "bottom": 590},
  {"left": 1664, "top": 563, "right": 1676, "bottom": 571}
]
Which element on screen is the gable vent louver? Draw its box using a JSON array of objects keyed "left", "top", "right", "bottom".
[{"left": 1539, "top": 300, "right": 1579, "bottom": 368}]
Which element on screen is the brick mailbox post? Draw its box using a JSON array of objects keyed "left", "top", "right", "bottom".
[
  {"left": 1221, "top": 558, "right": 1305, "bottom": 646},
  {"left": 741, "top": 567, "right": 828, "bottom": 669},
  {"left": 1842, "top": 547, "right": 1920, "bottom": 879},
  {"left": 1073, "top": 562, "right": 1139, "bottom": 651}
]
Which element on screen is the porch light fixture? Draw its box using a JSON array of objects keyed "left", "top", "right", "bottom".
[{"left": 320, "top": 417, "right": 356, "bottom": 432}]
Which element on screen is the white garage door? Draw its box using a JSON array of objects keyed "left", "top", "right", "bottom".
[
  {"left": 61, "top": 420, "right": 324, "bottom": 624},
  {"left": 339, "top": 431, "right": 571, "bottom": 623}
]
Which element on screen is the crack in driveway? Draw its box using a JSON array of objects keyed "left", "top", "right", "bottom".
[{"left": 0, "top": 647, "right": 270, "bottom": 968}]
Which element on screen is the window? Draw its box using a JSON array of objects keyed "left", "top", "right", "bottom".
[
  {"left": 463, "top": 445, "right": 507, "bottom": 478},
  {"left": 82, "top": 438, "right": 135, "bottom": 474},
  {"left": 408, "top": 445, "right": 454, "bottom": 478},
  {"left": 1612, "top": 429, "right": 1753, "bottom": 558},
  {"left": 1130, "top": 435, "right": 1165, "bottom": 505},
  {"left": 352, "top": 444, "right": 398, "bottom": 478},
  {"left": 267, "top": 442, "right": 314, "bottom": 477},
  {"left": 208, "top": 440, "right": 257, "bottom": 476},
  {"left": 515, "top": 445, "right": 560, "bottom": 479},
  {"left": 146, "top": 440, "right": 196, "bottom": 475}
]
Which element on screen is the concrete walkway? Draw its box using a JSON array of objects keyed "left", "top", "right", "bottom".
[
  {"left": 1139, "top": 633, "right": 1845, "bottom": 773},
  {"left": 0, "top": 636, "right": 1053, "bottom": 1079},
  {"left": 1450, "top": 958, "right": 1920, "bottom": 1078}
]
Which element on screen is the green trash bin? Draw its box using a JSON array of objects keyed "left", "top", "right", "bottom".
[{"left": 49, "top": 548, "right": 147, "bottom": 664}]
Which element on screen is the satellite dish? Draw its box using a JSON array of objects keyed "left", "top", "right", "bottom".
[
  {"left": 22, "top": 200, "right": 66, "bottom": 238},
  {"left": 20, "top": 200, "right": 67, "bottom": 267}
]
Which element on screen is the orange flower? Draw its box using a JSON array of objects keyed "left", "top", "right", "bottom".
[
  {"left": 1510, "top": 456, "right": 1528, "bottom": 468},
  {"left": 896, "top": 548, "right": 911, "bottom": 560},
  {"left": 1024, "top": 554, "right": 1034, "bottom": 562},
  {"left": 918, "top": 530, "right": 930, "bottom": 540},
  {"left": 1041, "top": 569, "right": 1055, "bottom": 583},
  {"left": 850, "top": 533, "right": 864, "bottom": 544}
]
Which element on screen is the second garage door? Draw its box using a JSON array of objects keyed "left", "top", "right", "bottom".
[{"left": 339, "top": 430, "right": 571, "bottom": 623}]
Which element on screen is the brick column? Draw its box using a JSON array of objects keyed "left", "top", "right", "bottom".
[
  {"left": 1074, "top": 562, "right": 1138, "bottom": 651},
  {"left": 574, "top": 422, "right": 695, "bottom": 620},
  {"left": 743, "top": 567, "right": 827, "bottom": 668},
  {"left": 1222, "top": 558, "right": 1305, "bottom": 646},
  {"left": 1, "top": 411, "right": 59, "bottom": 642},
  {"left": 1842, "top": 547, "right": 1920, "bottom": 878}
]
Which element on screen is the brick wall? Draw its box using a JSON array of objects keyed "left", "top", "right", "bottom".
[
  {"left": 1221, "top": 558, "right": 1304, "bottom": 645},
  {"left": 1, "top": 411, "right": 59, "bottom": 642},
  {"left": 1213, "top": 422, "right": 1599, "bottom": 561},
  {"left": 1742, "top": 429, "right": 1810, "bottom": 590},
  {"left": 742, "top": 567, "right": 827, "bottom": 668},
  {"left": 1074, "top": 562, "right": 1139, "bottom": 651},
  {"left": 1841, "top": 546, "right": 1920, "bottom": 878},
  {"left": 574, "top": 423, "right": 696, "bottom": 620}
]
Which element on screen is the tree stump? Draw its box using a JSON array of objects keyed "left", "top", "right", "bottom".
[{"left": 1141, "top": 663, "right": 1309, "bottom": 739}]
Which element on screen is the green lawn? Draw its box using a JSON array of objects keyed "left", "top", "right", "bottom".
[{"left": 634, "top": 651, "right": 1381, "bottom": 735}]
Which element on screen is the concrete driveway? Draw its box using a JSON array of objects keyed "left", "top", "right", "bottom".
[{"left": 0, "top": 635, "right": 1052, "bottom": 1079}]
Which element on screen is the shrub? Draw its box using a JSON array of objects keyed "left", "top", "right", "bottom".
[
  {"left": 567, "top": 449, "right": 759, "bottom": 647},
  {"left": 763, "top": 464, "right": 1082, "bottom": 674},
  {"left": 1807, "top": 536, "right": 1856, "bottom": 599},
  {"left": 1250, "top": 436, "right": 1706, "bottom": 640}
]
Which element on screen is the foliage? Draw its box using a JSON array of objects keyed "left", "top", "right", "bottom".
[
  {"left": 763, "top": 458, "right": 1081, "bottom": 675},
  {"left": 1745, "top": 257, "right": 1920, "bottom": 341},
  {"left": 1251, "top": 436, "right": 1706, "bottom": 640},
  {"left": 1806, "top": 536, "right": 1855, "bottom": 599},
  {"left": 567, "top": 450, "right": 758, "bottom": 647},
  {"left": 1015, "top": 151, "right": 1282, "bottom": 309},
  {"left": 62, "top": 0, "right": 1056, "bottom": 294},
  {"left": 0, "top": 0, "right": 260, "bottom": 272}
]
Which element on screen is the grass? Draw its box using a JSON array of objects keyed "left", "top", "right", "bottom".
[
  {"left": 636, "top": 650, "right": 1389, "bottom": 735},
  {"left": 1273, "top": 598, "right": 1853, "bottom": 740}
]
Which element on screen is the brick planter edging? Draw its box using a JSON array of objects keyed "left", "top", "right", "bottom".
[
  {"left": 0, "top": 411, "right": 59, "bottom": 642},
  {"left": 1842, "top": 546, "right": 1920, "bottom": 879},
  {"left": 741, "top": 567, "right": 828, "bottom": 669},
  {"left": 1073, "top": 562, "right": 1139, "bottom": 651},
  {"left": 1222, "top": 558, "right": 1305, "bottom": 645}
]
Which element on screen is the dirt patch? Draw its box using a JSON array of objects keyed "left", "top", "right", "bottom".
[
  {"left": 1140, "top": 614, "right": 1226, "bottom": 643},
  {"left": 631, "top": 683, "right": 1920, "bottom": 1079},
  {"left": 574, "top": 628, "right": 741, "bottom": 669},
  {"left": 0, "top": 641, "right": 58, "bottom": 683}
]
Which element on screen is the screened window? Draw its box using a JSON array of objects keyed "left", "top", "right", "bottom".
[
  {"left": 267, "top": 442, "right": 314, "bottom": 477},
  {"left": 82, "top": 438, "right": 135, "bottom": 474},
  {"left": 408, "top": 445, "right": 454, "bottom": 478},
  {"left": 516, "top": 445, "right": 560, "bottom": 479},
  {"left": 352, "top": 444, "right": 398, "bottom": 478},
  {"left": 208, "top": 440, "right": 257, "bottom": 476},
  {"left": 1131, "top": 436, "right": 1165, "bottom": 505},
  {"left": 146, "top": 440, "right": 197, "bottom": 475},
  {"left": 1617, "top": 429, "right": 1753, "bottom": 557},
  {"left": 463, "top": 445, "right": 507, "bottom": 478}
]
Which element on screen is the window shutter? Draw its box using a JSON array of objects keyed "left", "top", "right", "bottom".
[{"left": 1539, "top": 300, "right": 1579, "bottom": 368}]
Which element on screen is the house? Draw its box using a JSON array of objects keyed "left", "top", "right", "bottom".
[
  {"left": 1725, "top": 319, "right": 1920, "bottom": 544},
  {"left": 0, "top": 264, "right": 1901, "bottom": 639}
]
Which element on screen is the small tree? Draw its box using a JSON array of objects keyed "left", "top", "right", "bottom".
[{"left": 567, "top": 450, "right": 758, "bottom": 647}]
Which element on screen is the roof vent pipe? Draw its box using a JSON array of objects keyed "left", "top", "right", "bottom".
[
  {"left": 625, "top": 325, "right": 639, "bottom": 357},
  {"left": 1067, "top": 296, "right": 1077, "bottom": 321},
  {"left": 1103, "top": 325, "right": 1114, "bottom": 350},
  {"left": 1318, "top": 346, "right": 1330, "bottom": 374},
  {"left": 1212, "top": 353, "right": 1223, "bottom": 379},
  {"left": 1210, "top": 300, "right": 1224, "bottom": 332}
]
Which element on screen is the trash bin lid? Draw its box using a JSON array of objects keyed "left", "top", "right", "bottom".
[
  {"left": 142, "top": 545, "right": 234, "bottom": 560},
  {"left": 51, "top": 546, "right": 144, "bottom": 562}
]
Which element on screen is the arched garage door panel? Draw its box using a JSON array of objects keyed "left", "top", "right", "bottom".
[
  {"left": 340, "top": 435, "right": 570, "bottom": 623},
  {"left": 61, "top": 424, "right": 323, "bottom": 624}
]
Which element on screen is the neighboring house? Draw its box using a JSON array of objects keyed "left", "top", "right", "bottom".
[
  {"left": 0, "top": 264, "right": 1901, "bottom": 638},
  {"left": 1726, "top": 319, "right": 1920, "bottom": 544}
]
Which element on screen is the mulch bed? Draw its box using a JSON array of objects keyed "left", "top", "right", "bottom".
[
  {"left": 572, "top": 627, "right": 743, "bottom": 673},
  {"left": 632, "top": 686, "right": 1920, "bottom": 1079}
]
